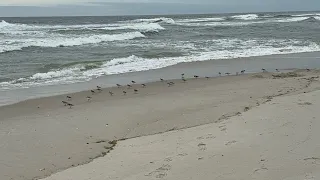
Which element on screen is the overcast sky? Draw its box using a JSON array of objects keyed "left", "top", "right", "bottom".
[{"left": 0, "top": 0, "right": 319, "bottom": 17}]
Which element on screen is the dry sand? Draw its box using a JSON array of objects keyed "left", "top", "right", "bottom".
[
  {"left": 1, "top": 70, "right": 320, "bottom": 180},
  {"left": 42, "top": 79, "right": 320, "bottom": 180}
]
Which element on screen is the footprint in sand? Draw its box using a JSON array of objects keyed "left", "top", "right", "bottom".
[
  {"left": 219, "top": 125, "right": 227, "bottom": 132},
  {"left": 298, "top": 102, "right": 313, "bottom": 106},
  {"left": 198, "top": 143, "right": 207, "bottom": 151},
  {"left": 253, "top": 167, "right": 268, "bottom": 174},
  {"left": 164, "top": 157, "right": 173, "bottom": 162},
  {"left": 197, "top": 133, "right": 216, "bottom": 140},
  {"left": 146, "top": 164, "right": 172, "bottom": 179},
  {"left": 304, "top": 157, "right": 320, "bottom": 165},
  {"left": 177, "top": 153, "right": 188, "bottom": 157},
  {"left": 225, "top": 140, "right": 237, "bottom": 146}
]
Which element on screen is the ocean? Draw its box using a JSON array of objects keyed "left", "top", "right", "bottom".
[{"left": 1, "top": 12, "right": 320, "bottom": 104}]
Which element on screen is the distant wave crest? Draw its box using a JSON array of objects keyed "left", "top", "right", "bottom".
[
  {"left": 0, "top": 31, "right": 145, "bottom": 53},
  {"left": 128, "top": 17, "right": 175, "bottom": 24},
  {"left": 232, "top": 14, "right": 259, "bottom": 20}
]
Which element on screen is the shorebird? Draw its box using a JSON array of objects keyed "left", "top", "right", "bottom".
[
  {"left": 219, "top": 72, "right": 222, "bottom": 76},
  {"left": 194, "top": 75, "right": 199, "bottom": 79},
  {"left": 127, "top": 84, "right": 132, "bottom": 89},
  {"left": 167, "top": 82, "right": 175, "bottom": 87},
  {"left": 66, "top": 96, "right": 72, "bottom": 101},
  {"left": 91, "top": 90, "right": 95, "bottom": 95},
  {"left": 160, "top": 78, "right": 164, "bottom": 82},
  {"left": 109, "top": 91, "right": 114, "bottom": 96},
  {"left": 131, "top": 80, "right": 136, "bottom": 84},
  {"left": 205, "top": 76, "right": 210, "bottom": 79},
  {"left": 182, "top": 78, "right": 187, "bottom": 83},
  {"left": 225, "top": 73, "right": 231, "bottom": 75},
  {"left": 123, "top": 91, "right": 127, "bottom": 95},
  {"left": 67, "top": 103, "right": 74, "bottom": 109},
  {"left": 134, "top": 89, "right": 138, "bottom": 94},
  {"left": 141, "top": 84, "right": 146, "bottom": 88},
  {"left": 262, "top": 68, "right": 267, "bottom": 72},
  {"left": 306, "top": 68, "right": 311, "bottom": 72},
  {"left": 276, "top": 69, "right": 280, "bottom": 72},
  {"left": 62, "top": 101, "right": 68, "bottom": 106},
  {"left": 97, "top": 86, "right": 102, "bottom": 92},
  {"left": 116, "top": 84, "right": 121, "bottom": 88},
  {"left": 181, "top": 73, "right": 185, "bottom": 77},
  {"left": 241, "top": 70, "right": 245, "bottom": 74},
  {"left": 86, "top": 96, "right": 92, "bottom": 101}
]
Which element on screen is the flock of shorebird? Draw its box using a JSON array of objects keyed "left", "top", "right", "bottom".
[{"left": 61, "top": 68, "right": 311, "bottom": 109}]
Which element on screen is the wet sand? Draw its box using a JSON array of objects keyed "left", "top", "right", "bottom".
[
  {"left": 1, "top": 51, "right": 320, "bottom": 107},
  {"left": 0, "top": 69, "right": 320, "bottom": 180}
]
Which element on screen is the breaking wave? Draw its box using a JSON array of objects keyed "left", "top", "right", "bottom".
[
  {"left": 232, "top": 14, "right": 259, "bottom": 20},
  {"left": 1, "top": 39, "right": 319, "bottom": 89},
  {"left": 0, "top": 32, "right": 145, "bottom": 53}
]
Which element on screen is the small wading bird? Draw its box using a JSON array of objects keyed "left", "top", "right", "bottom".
[
  {"left": 127, "top": 84, "right": 132, "bottom": 89},
  {"left": 141, "top": 84, "right": 146, "bottom": 88},
  {"left": 91, "top": 90, "right": 95, "bottom": 95},
  {"left": 86, "top": 96, "right": 92, "bottom": 101},
  {"left": 134, "top": 89, "right": 138, "bottom": 94},
  {"left": 194, "top": 75, "right": 199, "bottom": 79},
  {"left": 66, "top": 96, "right": 72, "bottom": 101},
  {"left": 62, "top": 101, "right": 68, "bottom": 106},
  {"left": 182, "top": 78, "right": 187, "bottom": 83},
  {"left": 205, "top": 76, "right": 210, "bottom": 79},
  {"left": 219, "top": 72, "right": 221, "bottom": 76},
  {"left": 67, "top": 103, "right": 74, "bottom": 109},
  {"left": 276, "top": 69, "right": 280, "bottom": 72},
  {"left": 116, "top": 84, "right": 121, "bottom": 88},
  {"left": 262, "top": 68, "right": 267, "bottom": 72},
  {"left": 241, "top": 70, "right": 245, "bottom": 74},
  {"left": 225, "top": 73, "right": 231, "bottom": 75},
  {"left": 167, "top": 82, "right": 175, "bottom": 87},
  {"left": 160, "top": 78, "right": 164, "bottom": 82},
  {"left": 109, "top": 91, "right": 114, "bottom": 96},
  {"left": 131, "top": 80, "right": 136, "bottom": 84},
  {"left": 97, "top": 86, "right": 102, "bottom": 92},
  {"left": 123, "top": 91, "right": 127, "bottom": 95}
]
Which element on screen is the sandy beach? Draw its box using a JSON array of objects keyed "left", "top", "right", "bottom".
[{"left": 1, "top": 69, "right": 320, "bottom": 180}]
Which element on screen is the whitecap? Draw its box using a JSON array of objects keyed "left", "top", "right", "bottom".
[{"left": 232, "top": 14, "right": 259, "bottom": 20}]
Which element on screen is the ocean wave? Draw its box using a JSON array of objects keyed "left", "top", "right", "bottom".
[
  {"left": 314, "top": 16, "right": 320, "bottom": 20},
  {"left": 176, "top": 16, "right": 315, "bottom": 27},
  {"left": 0, "top": 20, "right": 28, "bottom": 30},
  {"left": 101, "top": 23, "right": 165, "bottom": 32},
  {"left": 1, "top": 39, "right": 319, "bottom": 89},
  {"left": 0, "top": 32, "right": 145, "bottom": 53},
  {"left": 0, "top": 20, "right": 165, "bottom": 35},
  {"left": 275, "top": 17, "right": 310, "bottom": 22},
  {"left": 176, "top": 17, "right": 225, "bottom": 23},
  {"left": 128, "top": 17, "right": 175, "bottom": 24},
  {"left": 292, "top": 13, "right": 320, "bottom": 17},
  {"left": 232, "top": 14, "right": 259, "bottom": 20}
]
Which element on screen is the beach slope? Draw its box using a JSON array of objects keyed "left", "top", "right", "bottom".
[{"left": 43, "top": 76, "right": 320, "bottom": 180}]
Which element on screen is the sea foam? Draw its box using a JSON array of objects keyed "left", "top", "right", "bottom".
[
  {"left": 232, "top": 14, "right": 259, "bottom": 20},
  {"left": 0, "top": 32, "right": 145, "bottom": 53}
]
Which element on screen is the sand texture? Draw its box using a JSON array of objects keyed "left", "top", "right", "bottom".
[
  {"left": 0, "top": 70, "right": 320, "bottom": 180},
  {"left": 43, "top": 86, "right": 320, "bottom": 180}
]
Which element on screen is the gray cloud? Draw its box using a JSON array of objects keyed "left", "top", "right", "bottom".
[{"left": 0, "top": 0, "right": 319, "bottom": 17}]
